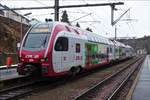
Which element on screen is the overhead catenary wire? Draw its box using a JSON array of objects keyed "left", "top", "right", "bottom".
[
  {"left": 70, "top": 13, "right": 92, "bottom": 23},
  {"left": 112, "top": 0, "right": 138, "bottom": 38},
  {"left": 108, "top": 0, "right": 132, "bottom": 38},
  {"left": 33, "top": 0, "right": 49, "bottom": 6},
  {"left": 80, "top": 0, "right": 113, "bottom": 36}
]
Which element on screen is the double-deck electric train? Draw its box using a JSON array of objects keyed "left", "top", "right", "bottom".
[{"left": 17, "top": 22, "right": 134, "bottom": 77}]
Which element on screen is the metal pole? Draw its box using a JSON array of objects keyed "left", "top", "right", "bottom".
[
  {"left": 115, "top": 25, "right": 117, "bottom": 40},
  {"left": 111, "top": 4, "right": 115, "bottom": 26},
  {"left": 0, "top": 2, "right": 124, "bottom": 10},
  {"left": 54, "top": 0, "right": 59, "bottom": 21},
  {"left": 20, "top": 17, "right": 22, "bottom": 42}
]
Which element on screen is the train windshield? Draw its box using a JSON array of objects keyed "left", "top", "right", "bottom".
[{"left": 23, "top": 23, "right": 53, "bottom": 50}]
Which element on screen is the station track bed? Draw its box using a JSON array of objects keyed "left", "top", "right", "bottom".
[
  {"left": 0, "top": 56, "right": 144, "bottom": 100},
  {"left": 0, "top": 75, "right": 30, "bottom": 90},
  {"left": 74, "top": 56, "right": 145, "bottom": 100},
  {"left": 0, "top": 79, "right": 42, "bottom": 100},
  {"left": 23, "top": 57, "right": 143, "bottom": 100}
]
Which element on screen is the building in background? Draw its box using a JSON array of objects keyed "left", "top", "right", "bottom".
[
  {"left": 0, "top": 3, "right": 30, "bottom": 25},
  {"left": 0, "top": 3, "right": 31, "bottom": 52}
]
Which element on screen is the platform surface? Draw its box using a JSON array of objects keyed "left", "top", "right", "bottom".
[
  {"left": 132, "top": 55, "right": 150, "bottom": 100},
  {"left": 0, "top": 67, "right": 21, "bottom": 81}
]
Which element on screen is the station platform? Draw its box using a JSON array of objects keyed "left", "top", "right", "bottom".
[
  {"left": 132, "top": 55, "right": 150, "bottom": 100},
  {"left": 0, "top": 65, "right": 23, "bottom": 81}
]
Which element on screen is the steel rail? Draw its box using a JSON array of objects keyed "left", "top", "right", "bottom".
[
  {"left": 107, "top": 57, "right": 145, "bottom": 100},
  {"left": 74, "top": 57, "right": 143, "bottom": 100},
  {"left": 0, "top": 57, "right": 139, "bottom": 100},
  {"left": 0, "top": 79, "right": 42, "bottom": 100}
]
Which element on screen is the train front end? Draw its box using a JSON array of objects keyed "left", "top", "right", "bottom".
[{"left": 18, "top": 23, "right": 53, "bottom": 77}]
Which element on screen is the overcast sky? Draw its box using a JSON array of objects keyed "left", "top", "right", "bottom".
[{"left": 0, "top": 0, "right": 150, "bottom": 39}]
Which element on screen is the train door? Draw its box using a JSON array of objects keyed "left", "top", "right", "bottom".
[
  {"left": 115, "top": 46, "right": 119, "bottom": 60},
  {"left": 74, "top": 39, "right": 83, "bottom": 67},
  {"left": 112, "top": 44, "right": 115, "bottom": 61},
  {"left": 53, "top": 36, "right": 64, "bottom": 73},
  {"left": 61, "top": 37, "right": 75, "bottom": 71},
  {"left": 61, "top": 37, "right": 84, "bottom": 70},
  {"left": 109, "top": 46, "right": 113, "bottom": 61},
  {"left": 53, "top": 35, "right": 83, "bottom": 73},
  {"left": 107, "top": 46, "right": 109, "bottom": 62},
  {"left": 85, "top": 44, "right": 91, "bottom": 66},
  {"left": 53, "top": 35, "right": 74, "bottom": 73}
]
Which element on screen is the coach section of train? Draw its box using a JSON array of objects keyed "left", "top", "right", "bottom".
[{"left": 17, "top": 22, "right": 134, "bottom": 78}]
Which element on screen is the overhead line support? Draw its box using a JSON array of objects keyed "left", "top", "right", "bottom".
[
  {"left": 0, "top": 2, "right": 124, "bottom": 22},
  {"left": 54, "top": 0, "right": 59, "bottom": 21}
]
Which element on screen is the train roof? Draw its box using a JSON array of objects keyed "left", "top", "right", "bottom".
[
  {"left": 35, "top": 22, "right": 131, "bottom": 48},
  {"left": 57, "top": 22, "right": 112, "bottom": 45},
  {"left": 84, "top": 31, "right": 112, "bottom": 45}
]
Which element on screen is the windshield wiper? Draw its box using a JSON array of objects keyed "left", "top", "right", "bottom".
[{"left": 40, "top": 35, "right": 48, "bottom": 48}]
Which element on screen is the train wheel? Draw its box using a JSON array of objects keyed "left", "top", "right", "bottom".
[
  {"left": 70, "top": 67, "right": 76, "bottom": 76},
  {"left": 77, "top": 66, "right": 83, "bottom": 73},
  {"left": 70, "top": 66, "right": 81, "bottom": 76}
]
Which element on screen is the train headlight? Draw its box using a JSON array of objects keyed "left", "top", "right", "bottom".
[
  {"left": 40, "top": 58, "right": 48, "bottom": 62},
  {"left": 40, "top": 58, "right": 45, "bottom": 62},
  {"left": 34, "top": 55, "right": 39, "bottom": 58},
  {"left": 21, "top": 58, "right": 24, "bottom": 61}
]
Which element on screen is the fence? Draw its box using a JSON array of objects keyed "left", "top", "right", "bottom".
[{"left": 0, "top": 52, "right": 18, "bottom": 66}]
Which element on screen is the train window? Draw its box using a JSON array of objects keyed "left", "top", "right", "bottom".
[
  {"left": 76, "top": 43, "right": 80, "bottom": 53},
  {"left": 23, "top": 23, "right": 53, "bottom": 50},
  {"left": 55, "top": 37, "right": 68, "bottom": 51}
]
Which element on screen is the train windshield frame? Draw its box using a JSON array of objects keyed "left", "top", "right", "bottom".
[{"left": 22, "top": 23, "right": 53, "bottom": 51}]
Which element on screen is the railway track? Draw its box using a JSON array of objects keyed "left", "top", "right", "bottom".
[
  {"left": 22, "top": 57, "right": 142, "bottom": 100},
  {"left": 0, "top": 79, "right": 42, "bottom": 100},
  {"left": 0, "top": 57, "right": 143, "bottom": 100},
  {"left": 0, "top": 75, "right": 71, "bottom": 100},
  {"left": 74, "top": 57, "right": 145, "bottom": 100}
]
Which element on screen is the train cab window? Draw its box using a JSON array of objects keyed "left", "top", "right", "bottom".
[
  {"left": 76, "top": 43, "right": 80, "bottom": 53},
  {"left": 23, "top": 23, "right": 53, "bottom": 50},
  {"left": 55, "top": 37, "right": 68, "bottom": 51}
]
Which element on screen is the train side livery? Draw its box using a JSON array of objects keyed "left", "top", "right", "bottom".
[{"left": 18, "top": 22, "right": 134, "bottom": 77}]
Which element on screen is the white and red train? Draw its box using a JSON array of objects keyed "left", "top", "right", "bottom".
[{"left": 18, "top": 22, "right": 134, "bottom": 77}]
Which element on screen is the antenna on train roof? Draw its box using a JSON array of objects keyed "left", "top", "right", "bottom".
[{"left": 45, "top": 18, "right": 53, "bottom": 22}]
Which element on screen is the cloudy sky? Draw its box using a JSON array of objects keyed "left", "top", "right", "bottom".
[{"left": 0, "top": 0, "right": 150, "bottom": 39}]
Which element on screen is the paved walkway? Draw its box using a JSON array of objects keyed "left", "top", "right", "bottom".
[
  {"left": 0, "top": 67, "right": 19, "bottom": 81},
  {"left": 132, "top": 55, "right": 150, "bottom": 100},
  {"left": 0, "top": 64, "right": 19, "bottom": 81}
]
